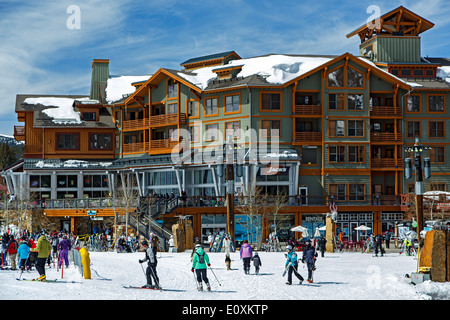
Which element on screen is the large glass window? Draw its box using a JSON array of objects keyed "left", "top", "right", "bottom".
[
  {"left": 329, "top": 184, "right": 346, "bottom": 201},
  {"left": 349, "top": 184, "right": 365, "bottom": 201},
  {"left": 261, "top": 120, "right": 281, "bottom": 138},
  {"left": 329, "top": 145, "right": 346, "bottom": 163},
  {"left": 328, "top": 93, "right": 344, "bottom": 110},
  {"left": 225, "top": 94, "right": 240, "bottom": 113},
  {"left": 406, "top": 95, "right": 420, "bottom": 112},
  {"left": 205, "top": 98, "right": 218, "bottom": 116},
  {"left": 428, "top": 95, "right": 444, "bottom": 112},
  {"left": 187, "top": 100, "right": 199, "bottom": 118},
  {"left": 56, "top": 134, "right": 79, "bottom": 150},
  {"left": 57, "top": 175, "right": 78, "bottom": 188},
  {"left": 261, "top": 93, "right": 281, "bottom": 111},
  {"left": 348, "top": 120, "right": 364, "bottom": 137},
  {"left": 429, "top": 121, "right": 444, "bottom": 138},
  {"left": 29, "top": 175, "right": 51, "bottom": 188},
  {"left": 328, "top": 67, "right": 344, "bottom": 87},
  {"left": 348, "top": 146, "right": 364, "bottom": 163},
  {"left": 89, "top": 134, "right": 112, "bottom": 150},
  {"left": 328, "top": 120, "right": 345, "bottom": 137},
  {"left": 348, "top": 94, "right": 364, "bottom": 110},
  {"left": 407, "top": 121, "right": 421, "bottom": 138},
  {"left": 347, "top": 67, "right": 364, "bottom": 88},
  {"left": 205, "top": 124, "right": 218, "bottom": 141},
  {"left": 167, "top": 79, "right": 178, "bottom": 98}
]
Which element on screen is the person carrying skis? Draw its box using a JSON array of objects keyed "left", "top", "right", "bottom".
[
  {"left": 139, "top": 240, "right": 160, "bottom": 289},
  {"left": 191, "top": 244, "right": 211, "bottom": 291},
  {"left": 240, "top": 239, "right": 253, "bottom": 275},
  {"left": 31, "top": 230, "right": 52, "bottom": 281},
  {"left": 251, "top": 251, "right": 262, "bottom": 275},
  {"left": 58, "top": 235, "right": 72, "bottom": 268},
  {"left": 285, "top": 245, "right": 304, "bottom": 285},
  {"left": 317, "top": 235, "right": 327, "bottom": 257},
  {"left": 302, "top": 240, "right": 318, "bottom": 283}
]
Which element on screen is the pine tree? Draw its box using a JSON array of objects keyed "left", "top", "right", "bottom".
[{"left": 0, "top": 143, "right": 18, "bottom": 169}]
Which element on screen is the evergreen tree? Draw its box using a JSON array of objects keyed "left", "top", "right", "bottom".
[{"left": 0, "top": 143, "right": 18, "bottom": 170}]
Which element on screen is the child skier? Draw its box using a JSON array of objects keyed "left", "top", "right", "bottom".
[
  {"left": 302, "top": 240, "right": 318, "bottom": 283},
  {"left": 251, "top": 252, "right": 262, "bottom": 275},
  {"left": 18, "top": 238, "right": 31, "bottom": 271},
  {"left": 139, "top": 240, "right": 160, "bottom": 289},
  {"left": 191, "top": 244, "right": 211, "bottom": 291},
  {"left": 285, "top": 245, "right": 304, "bottom": 285}
]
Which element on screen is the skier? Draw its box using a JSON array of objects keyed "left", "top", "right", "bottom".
[
  {"left": 50, "top": 232, "right": 59, "bottom": 260},
  {"left": 339, "top": 231, "right": 345, "bottom": 252},
  {"left": 31, "top": 230, "right": 52, "bottom": 281},
  {"left": 1, "top": 232, "right": 10, "bottom": 267},
  {"left": 6, "top": 236, "right": 18, "bottom": 270},
  {"left": 191, "top": 244, "right": 211, "bottom": 291},
  {"left": 251, "top": 252, "right": 262, "bottom": 275},
  {"left": 17, "top": 238, "right": 31, "bottom": 271},
  {"left": 285, "top": 245, "right": 304, "bottom": 285},
  {"left": 240, "top": 239, "right": 253, "bottom": 274},
  {"left": 374, "top": 234, "right": 384, "bottom": 257},
  {"left": 58, "top": 235, "right": 72, "bottom": 268},
  {"left": 222, "top": 235, "right": 232, "bottom": 270},
  {"left": 139, "top": 240, "right": 160, "bottom": 289},
  {"left": 403, "top": 238, "right": 413, "bottom": 256},
  {"left": 384, "top": 231, "right": 391, "bottom": 249},
  {"left": 317, "top": 235, "right": 327, "bottom": 257},
  {"left": 302, "top": 240, "right": 318, "bottom": 283}
]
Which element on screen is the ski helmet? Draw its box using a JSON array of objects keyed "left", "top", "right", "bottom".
[
  {"left": 286, "top": 245, "right": 292, "bottom": 251},
  {"left": 141, "top": 240, "right": 148, "bottom": 247}
]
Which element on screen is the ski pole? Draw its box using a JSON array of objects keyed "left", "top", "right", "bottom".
[
  {"left": 192, "top": 269, "right": 200, "bottom": 290},
  {"left": 149, "top": 264, "right": 161, "bottom": 290},
  {"left": 208, "top": 265, "right": 221, "bottom": 286}
]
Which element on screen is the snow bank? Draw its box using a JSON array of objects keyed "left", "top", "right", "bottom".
[
  {"left": 106, "top": 75, "right": 151, "bottom": 103},
  {"left": 437, "top": 66, "right": 450, "bottom": 83}
]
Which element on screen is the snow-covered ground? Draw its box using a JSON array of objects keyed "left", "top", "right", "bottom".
[{"left": 1, "top": 250, "right": 449, "bottom": 301}]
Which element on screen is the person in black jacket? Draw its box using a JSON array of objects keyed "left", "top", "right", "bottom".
[
  {"left": 302, "top": 240, "right": 318, "bottom": 283},
  {"left": 139, "top": 240, "right": 160, "bottom": 288},
  {"left": 317, "top": 236, "right": 327, "bottom": 257},
  {"left": 374, "top": 234, "right": 385, "bottom": 257}
]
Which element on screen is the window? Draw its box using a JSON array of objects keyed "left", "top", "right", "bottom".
[
  {"left": 348, "top": 146, "right": 364, "bottom": 163},
  {"left": 429, "top": 184, "right": 446, "bottom": 192},
  {"left": 426, "top": 69, "right": 434, "bottom": 76},
  {"left": 194, "top": 170, "right": 214, "bottom": 184},
  {"left": 328, "top": 120, "right": 345, "bottom": 137},
  {"left": 328, "top": 67, "right": 344, "bottom": 87},
  {"left": 349, "top": 184, "right": 365, "bottom": 201},
  {"left": 225, "top": 121, "right": 240, "bottom": 139},
  {"left": 347, "top": 67, "right": 364, "bottom": 88},
  {"left": 205, "top": 97, "right": 218, "bottom": 116},
  {"left": 407, "top": 121, "right": 420, "bottom": 138},
  {"left": 57, "top": 175, "right": 78, "bottom": 188},
  {"left": 329, "top": 184, "right": 346, "bottom": 201},
  {"left": 428, "top": 95, "right": 445, "bottom": 112},
  {"left": 225, "top": 94, "right": 240, "bottom": 113},
  {"left": 167, "top": 79, "right": 178, "bottom": 99},
  {"left": 261, "top": 93, "right": 281, "bottom": 111},
  {"left": 348, "top": 120, "right": 364, "bottom": 137},
  {"left": 414, "top": 69, "right": 424, "bottom": 76},
  {"left": 167, "top": 103, "right": 178, "bottom": 114},
  {"left": 205, "top": 124, "right": 218, "bottom": 141},
  {"left": 328, "top": 93, "right": 344, "bottom": 110},
  {"left": 261, "top": 120, "right": 281, "bottom": 137},
  {"left": 168, "top": 128, "right": 178, "bottom": 141},
  {"left": 296, "top": 121, "right": 313, "bottom": 132},
  {"left": 401, "top": 69, "right": 411, "bottom": 77},
  {"left": 89, "top": 134, "right": 112, "bottom": 150},
  {"left": 295, "top": 94, "right": 313, "bottom": 105},
  {"left": 189, "top": 126, "right": 199, "bottom": 142},
  {"left": 83, "top": 175, "right": 108, "bottom": 188},
  {"left": 391, "top": 69, "right": 399, "bottom": 76},
  {"left": 429, "top": 121, "right": 444, "bottom": 138},
  {"left": 406, "top": 95, "right": 420, "bottom": 112},
  {"left": 430, "top": 146, "right": 445, "bottom": 163},
  {"left": 329, "top": 145, "right": 346, "bottom": 163},
  {"left": 30, "top": 175, "right": 51, "bottom": 188},
  {"left": 56, "top": 133, "right": 79, "bottom": 150},
  {"left": 370, "top": 96, "right": 381, "bottom": 107},
  {"left": 187, "top": 100, "right": 199, "bottom": 118},
  {"left": 348, "top": 94, "right": 364, "bottom": 110},
  {"left": 301, "top": 147, "right": 317, "bottom": 165},
  {"left": 83, "top": 112, "right": 96, "bottom": 121}
]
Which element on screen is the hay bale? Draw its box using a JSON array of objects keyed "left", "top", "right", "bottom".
[
  {"left": 325, "top": 217, "right": 335, "bottom": 253},
  {"left": 420, "top": 230, "right": 447, "bottom": 282},
  {"left": 172, "top": 223, "right": 185, "bottom": 252}
]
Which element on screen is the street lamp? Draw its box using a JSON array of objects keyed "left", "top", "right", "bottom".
[
  {"left": 217, "top": 136, "right": 243, "bottom": 247},
  {"left": 404, "top": 138, "right": 431, "bottom": 238}
]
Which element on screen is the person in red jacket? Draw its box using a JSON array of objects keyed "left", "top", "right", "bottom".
[{"left": 7, "top": 236, "right": 18, "bottom": 270}]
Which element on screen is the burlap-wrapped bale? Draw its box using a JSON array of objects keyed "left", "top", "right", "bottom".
[
  {"left": 185, "top": 221, "right": 193, "bottom": 250},
  {"left": 419, "top": 230, "right": 447, "bottom": 282},
  {"left": 325, "top": 216, "right": 335, "bottom": 253},
  {"left": 172, "top": 223, "right": 185, "bottom": 252}
]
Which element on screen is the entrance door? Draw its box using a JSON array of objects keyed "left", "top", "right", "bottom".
[
  {"left": 61, "top": 220, "right": 70, "bottom": 234},
  {"left": 298, "top": 186, "right": 308, "bottom": 205}
]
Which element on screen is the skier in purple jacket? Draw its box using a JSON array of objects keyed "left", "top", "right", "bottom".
[
  {"left": 58, "top": 236, "right": 72, "bottom": 268},
  {"left": 239, "top": 240, "right": 253, "bottom": 274}
]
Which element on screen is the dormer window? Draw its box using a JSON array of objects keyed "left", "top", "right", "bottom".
[{"left": 83, "top": 112, "right": 96, "bottom": 121}]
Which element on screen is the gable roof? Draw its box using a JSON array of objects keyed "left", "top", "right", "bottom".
[{"left": 180, "top": 51, "right": 241, "bottom": 67}]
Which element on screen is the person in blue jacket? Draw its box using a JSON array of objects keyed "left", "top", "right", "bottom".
[
  {"left": 285, "top": 245, "right": 304, "bottom": 285},
  {"left": 191, "top": 244, "right": 211, "bottom": 291},
  {"left": 302, "top": 240, "right": 318, "bottom": 283},
  {"left": 17, "top": 239, "right": 31, "bottom": 271}
]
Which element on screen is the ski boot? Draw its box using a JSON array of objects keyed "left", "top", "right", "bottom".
[
  {"left": 307, "top": 278, "right": 313, "bottom": 283},
  {"left": 36, "top": 275, "right": 46, "bottom": 281},
  {"left": 206, "top": 283, "right": 211, "bottom": 291},
  {"left": 198, "top": 282, "right": 203, "bottom": 291}
]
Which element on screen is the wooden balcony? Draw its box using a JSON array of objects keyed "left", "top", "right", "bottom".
[
  {"left": 293, "top": 132, "right": 322, "bottom": 144},
  {"left": 370, "top": 132, "right": 403, "bottom": 143},
  {"left": 370, "top": 106, "right": 402, "bottom": 117},
  {"left": 123, "top": 142, "right": 149, "bottom": 154},
  {"left": 122, "top": 118, "right": 149, "bottom": 131},
  {"left": 293, "top": 105, "right": 322, "bottom": 116},
  {"left": 371, "top": 158, "right": 403, "bottom": 169},
  {"left": 14, "top": 126, "right": 25, "bottom": 141},
  {"left": 150, "top": 139, "right": 177, "bottom": 149},
  {"left": 149, "top": 113, "right": 186, "bottom": 127}
]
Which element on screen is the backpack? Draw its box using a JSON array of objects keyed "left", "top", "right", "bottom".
[{"left": 196, "top": 252, "right": 205, "bottom": 264}]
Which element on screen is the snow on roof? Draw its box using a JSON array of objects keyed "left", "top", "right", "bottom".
[
  {"left": 178, "top": 54, "right": 334, "bottom": 90},
  {"left": 23, "top": 97, "right": 91, "bottom": 124},
  {"left": 437, "top": 66, "right": 450, "bottom": 83},
  {"left": 106, "top": 75, "right": 151, "bottom": 103}
]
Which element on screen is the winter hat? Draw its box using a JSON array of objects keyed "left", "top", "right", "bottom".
[
  {"left": 141, "top": 240, "right": 148, "bottom": 247},
  {"left": 195, "top": 244, "right": 202, "bottom": 248}
]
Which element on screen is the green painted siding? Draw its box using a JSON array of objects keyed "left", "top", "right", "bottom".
[{"left": 362, "top": 36, "right": 421, "bottom": 63}]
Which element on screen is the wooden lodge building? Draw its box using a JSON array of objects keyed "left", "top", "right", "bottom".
[{"left": 2, "top": 6, "right": 450, "bottom": 246}]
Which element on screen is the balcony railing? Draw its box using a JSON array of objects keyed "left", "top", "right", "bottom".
[
  {"left": 294, "top": 105, "right": 322, "bottom": 116},
  {"left": 371, "top": 158, "right": 403, "bottom": 168},
  {"left": 123, "top": 142, "right": 149, "bottom": 154},
  {"left": 14, "top": 126, "right": 25, "bottom": 141},
  {"left": 149, "top": 113, "right": 186, "bottom": 127},
  {"left": 294, "top": 132, "right": 322, "bottom": 143},
  {"left": 150, "top": 139, "right": 178, "bottom": 149},
  {"left": 370, "top": 106, "right": 402, "bottom": 117},
  {"left": 122, "top": 118, "right": 149, "bottom": 131},
  {"left": 370, "top": 132, "right": 403, "bottom": 143}
]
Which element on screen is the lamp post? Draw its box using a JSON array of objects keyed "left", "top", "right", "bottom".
[{"left": 404, "top": 138, "right": 431, "bottom": 238}]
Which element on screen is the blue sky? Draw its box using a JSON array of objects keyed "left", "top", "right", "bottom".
[{"left": 0, "top": 0, "right": 449, "bottom": 136}]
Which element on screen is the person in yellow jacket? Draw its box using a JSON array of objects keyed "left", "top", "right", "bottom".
[{"left": 31, "top": 230, "right": 52, "bottom": 281}]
